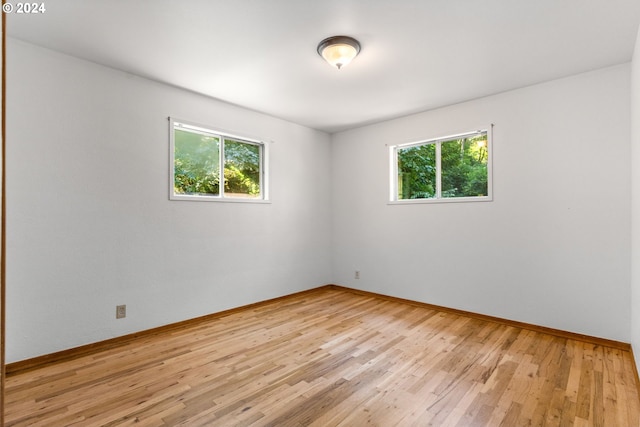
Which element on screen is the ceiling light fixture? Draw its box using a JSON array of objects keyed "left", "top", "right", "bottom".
[{"left": 317, "top": 35, "right": 361, "bottom": 70}]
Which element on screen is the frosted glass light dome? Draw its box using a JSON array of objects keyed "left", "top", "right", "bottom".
[{"left": 317, "top": 36, "right": 361, "bottom": 70}]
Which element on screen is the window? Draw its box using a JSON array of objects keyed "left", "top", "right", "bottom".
[
  {"left": 170, "top": 119, "right": 268, "bottom": 202},
  {"left": 390, "top": 128, "right": 492, "bottom": 203}
]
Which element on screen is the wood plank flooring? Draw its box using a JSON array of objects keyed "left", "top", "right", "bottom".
[{"left": 5, "top": 287, "right": 640, "bottom": 426}]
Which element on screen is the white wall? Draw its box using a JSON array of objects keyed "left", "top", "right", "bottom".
[
  {"left": 331, "top": 65, "right": 631, "bottom": 342},
  {"left": 631, "top": 27, "right": 640, "bottom": 354},
  {"left": 7, "top": 36, "right": 635, "bottom": 363},
  {"left": 6, "top": 39, "right": 332, "bottom": 363}
]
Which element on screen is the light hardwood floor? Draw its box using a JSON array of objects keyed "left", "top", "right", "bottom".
[{"left": 5, "top": 287, "right": 640, "bottom": 426}]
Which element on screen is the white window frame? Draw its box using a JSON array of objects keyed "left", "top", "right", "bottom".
[
  {"left": 169, "top": 118, "right": 269, "bottom": 203},
  {"left": 389, "top": 126, "right": 493, "bottom": 204}
]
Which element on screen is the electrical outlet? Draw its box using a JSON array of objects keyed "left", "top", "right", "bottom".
[
  {"left": 355, "top": 270, "right": 360, "bottom": 279},
  {"left": 116, "top": 304, "right": 126, "bottom": 319}
]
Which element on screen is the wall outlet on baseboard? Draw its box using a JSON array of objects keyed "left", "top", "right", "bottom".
[
  {"left": 116, "top": 304, "right": 126, "bottom": 319},
  {"left": 355, "top": 270, "right": 360, "bottom": 279}
]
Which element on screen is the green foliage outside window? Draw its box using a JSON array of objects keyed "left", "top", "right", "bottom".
[
  {"left": 397, "top": 132, "right": 488, "bottom": 200},
  {"left": 223, "top": 139, "right": 261, "bottom": 197},
  {"left": 174, "top": 129, "right": 220, "bottom": 196},
  {"left": 173, "top": 128, "right": 262, "bottom": 198},
  {"left": 397, "top": 143, "right": 436, "bottom": 199},
  {"left": 441, "top": 135, "right": 488, "bottom": 198}
]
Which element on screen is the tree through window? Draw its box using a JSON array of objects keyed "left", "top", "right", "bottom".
[
  {"left": 391, "top": 128, "right": 492, "bottom": 203},
  {"left": 170, "top": 119, "right": 267, "bottom": 201}
]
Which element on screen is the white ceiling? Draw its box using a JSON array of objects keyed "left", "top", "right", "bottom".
[{"left": 7, "top": 0, "right": 640, "bottom": 133}]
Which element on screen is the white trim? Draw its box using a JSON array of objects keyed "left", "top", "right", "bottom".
[
  {"left": 262, "top": 142, "right": 270, "bottom": 201},
  {"left": 388, "top": 196, "right": 492, "bottom": 205},
  {"left": 396, "top": 128, "right": 488, "bottom": 149},
  {"left": 171, "top": 117, "right": 264, "bottom": 144},
  {"left": 389, "top": 125, "right": 493, "bottom": 204},
  {"left": 219, "top": 132, "right": 226, "bottom": 198},
  {"left": 169, "top": 117, "right": 269, "bottom": 202},
  {"left": 486, "top": 125, "right": 494, "bottom": 201},
  {"left": 435, "top": 141, "right": 442, "bottom": 199},
  {"left": 170, "top": 195, "right": 271, "bottom": 204},
  {"left": 389, "top": 145, "right": 398, "bottom": 202}
]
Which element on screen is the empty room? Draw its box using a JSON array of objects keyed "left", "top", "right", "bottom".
[{"left": 3, "top": 0, "right": 640, "bottom": 425}]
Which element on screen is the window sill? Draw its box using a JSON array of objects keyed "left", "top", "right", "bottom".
[
  {"left": 170, "top": 195, "right": 271, "bottom": 204},
  {"left": 388, "top": 196, "right": 492, "bottom": 205}
]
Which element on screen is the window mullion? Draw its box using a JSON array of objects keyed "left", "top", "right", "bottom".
[
  {"left": 390, "top": 146, "right": 398, "bottom": 201},
  {"left": 435, "top": 142, "right": 442, "bottom": 199},
  {"left": 219, "top": 137, "right": 225, "bottom": 198},
  {"left": 258, "top": 144, "right": 263, "bottom": 199}
]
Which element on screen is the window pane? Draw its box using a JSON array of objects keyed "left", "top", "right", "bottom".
[
  {"left": 397, "top": 143, "right": 436, "bottom": 199},
  {"left": 174, "top": 129, "right": 220, "bottom": 196},
  {"left": 223, "top": 138, "right": 261, "bottom": 198},
  {"left": 441, "top": 134, "right": 488, "bottom": 198}
]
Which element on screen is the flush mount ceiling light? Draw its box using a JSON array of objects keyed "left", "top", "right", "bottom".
[{"left": 317, "top": 35, "right": 361, "bottom": 70}]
